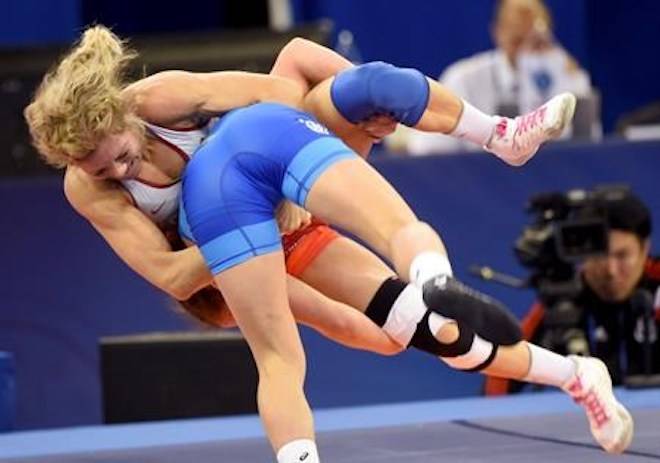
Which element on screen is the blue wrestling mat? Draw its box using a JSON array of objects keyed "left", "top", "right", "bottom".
[{"left": 2, "top": 388, "right": 659, "bottom": 462}]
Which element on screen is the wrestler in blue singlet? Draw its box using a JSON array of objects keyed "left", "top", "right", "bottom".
[
  {"left": 181, "top": 103, "right": 356, "bottom": 274},
  {"left": 181, "top": 61, "right": 432, "bottom": 274}
]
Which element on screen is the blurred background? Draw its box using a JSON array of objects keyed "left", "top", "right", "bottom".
[{"left": 1, "top": 0, "right": 660, "bottom": 433}]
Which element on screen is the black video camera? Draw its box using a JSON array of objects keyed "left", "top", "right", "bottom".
[{"left": 514, "top": 185, "right": 632, "bottom": 355}]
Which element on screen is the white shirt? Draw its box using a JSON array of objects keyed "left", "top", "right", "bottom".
[
  {"left": 120, "top": 121, "right": 213, "bottom": 228},
  {"left": 405, "top": 48, "right": 592, "bottom": 155}
]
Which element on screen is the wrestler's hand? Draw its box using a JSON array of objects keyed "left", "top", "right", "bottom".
[
  {"left": 358, "top": 114, "right": 398, "bottom": 142},
  {"left": 276, "top": 200, "right": 311, "bottom": 234}
]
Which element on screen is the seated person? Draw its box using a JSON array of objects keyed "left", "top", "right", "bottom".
[{"left": 396, "top": 0, "right": 596, "bottom": 155}]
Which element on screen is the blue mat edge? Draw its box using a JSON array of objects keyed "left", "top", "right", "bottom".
[{"left": 1, "top": 388, "right": 658, "bottom": 458}]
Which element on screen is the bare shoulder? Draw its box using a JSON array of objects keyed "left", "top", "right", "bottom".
[
  {"left": 123, "top": 74, "right": 163, "bottom": 121},
  {"left": 123, "top": 71, "right": 198, "bottom": 125},
  {"left": 124, "top": 71, "right": 188, "bottom": 97},
  {"left": 64, "top": 167, "right": 95, "bottom": 209}
]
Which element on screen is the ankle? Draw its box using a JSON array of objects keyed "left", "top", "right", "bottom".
[
  {"left": 523, "top": 343, "right": 576, "bottom": 389},
  {"left": 449, "top": 99, "right": 497, "bottom": 147},
  {"left": 277, "top": 439, "right": 319, "bottom": 463}
]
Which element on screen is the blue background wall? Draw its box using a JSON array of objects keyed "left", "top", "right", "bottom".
[
  {"left": 1, "top": 1, "right": 79, "bottom": 46},
  {"left": 1, "top": 141, "right": 659, "bottom": 430},
  {"left": 291, "top": 0, "right": 660, "bottom": 133},
  {"left": 3, "top": 1, "right": 660, "bottom": 132}
]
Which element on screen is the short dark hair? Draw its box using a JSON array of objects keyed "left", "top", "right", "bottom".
[{"left": 601, "top": 192, "right": 652, "bottom": 240}]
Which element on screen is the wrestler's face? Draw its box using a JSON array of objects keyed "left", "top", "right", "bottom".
[
  {"left": 582, "top": 230, "right": 650, "bottom": 302},
  {"left": 77, "top": 130, "right": 144, "bottom": 180}
]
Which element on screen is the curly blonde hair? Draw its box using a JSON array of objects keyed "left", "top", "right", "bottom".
[{"left": 24, "top": 25, "right": 143, "bottom": 168}]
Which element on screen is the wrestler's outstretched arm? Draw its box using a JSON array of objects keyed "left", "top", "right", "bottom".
[
  {"left": 287, "top": 276, "right": 403, "bottom": 355},
  {"left": 270, "top": 37, "right": 353, "bottom": 93},
  {"left": 124, "top": 70, "right": 304, "bottom": 127},
  {"left": 197, "top": 276, "right": 402, "bottom": 356},
  {"left": 64, "top": 169, "right": 213, "bottom": 300}
]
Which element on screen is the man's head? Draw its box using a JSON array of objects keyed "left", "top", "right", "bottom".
[
  {"left": 582, "top": 192, "right": 652, "bottom": 302},
  {"left": 492, "top": 0, "right": 553, "bottom": 67}
]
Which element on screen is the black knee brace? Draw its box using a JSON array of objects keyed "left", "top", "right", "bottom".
[
  {"left": 364, "top": 277, "right": 499, "bottom": 371},
  {"left": 364, "top": 277, "right": 408, "bottom": 327},
  {"left": 409, "top": 310, "right": 473, "bottom": 356},
  {"left": 422, "top": 276, "right": 523, "bottom": 346},
  {"left": 409, "top": 310, "right": 499, "bottom": 371}
]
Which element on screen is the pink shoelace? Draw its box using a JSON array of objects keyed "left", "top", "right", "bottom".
[
  {"left": 514, "top": 105, "right": 548, "bottom": 138},
  {"left": 494, "top": 118, "right": 508, "bottom": 139},
  {"left": 568, "top": 377, "right": 610, "bottom": 429}
]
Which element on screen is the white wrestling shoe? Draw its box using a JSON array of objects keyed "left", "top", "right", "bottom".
[
  {"left": 485, "top": 92, "right": 577, "bottom": 166},
  {"left": 562, "top": 356, "right": 634, "bottom": 454}
]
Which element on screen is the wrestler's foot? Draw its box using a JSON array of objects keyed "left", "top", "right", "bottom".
[
  {"left": 485, "top": 92, "right": 577, "bottom": 166},
  {"left": 562, "top": 356, "right": 634, "bottom": 454}
]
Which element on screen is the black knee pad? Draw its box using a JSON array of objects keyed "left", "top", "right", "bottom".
[
  {"left": 409, "top": 311, "right": 473, "bottom": 356},
  {"left": 365, "top": 277, "right": 501, "bottom": 372},
  {"left": 422, "top": 277, "right": 522, "bottom": 346},
  {"left": 409, "top": 313, "right": 498, "bottom": 371},
  {"left": 460, "top": 344, "right": 499, "bottom": 372}
]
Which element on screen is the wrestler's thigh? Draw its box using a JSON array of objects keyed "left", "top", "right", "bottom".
[
  {"left": 304, "top": 78, "right": 374, "bottom": 156},
  {"left": 298, "top": 235, "right": 396, "bottom": 312},
  {"left": 215, "top": 252, "right": 304, "bottom": 367},
  {"left": 304, "top": 157, "right": 418, "bottom": 258}
]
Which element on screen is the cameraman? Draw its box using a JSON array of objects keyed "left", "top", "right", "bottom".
[{"left": 486, "top": 190, "right": 660, "bottom": 394}]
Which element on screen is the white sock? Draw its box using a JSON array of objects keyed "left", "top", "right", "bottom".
[
  {"left": 277, "top": 439, "right": 320, "bottom": 463},
  {"left": 450, "top": 99, "right": 497, "bottom": 147},
  {"left": 523, "top": 343, "right": 576, "bottom": 388},
  {"left": 409, "top": 251, "right": 453, "bottom": 288}
]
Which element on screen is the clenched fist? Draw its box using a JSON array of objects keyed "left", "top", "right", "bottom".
[{"left": 276, "top": 200, "right": 312, "bottom": 234}]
